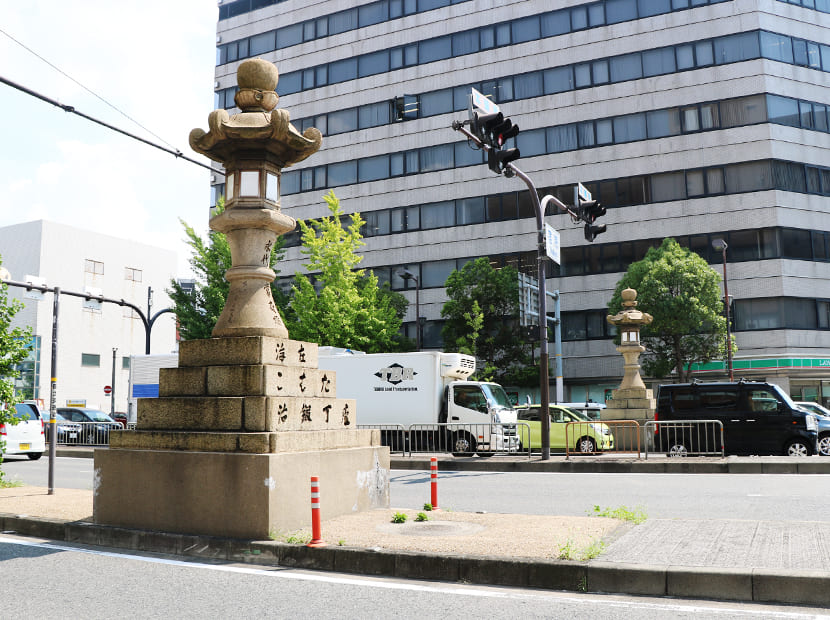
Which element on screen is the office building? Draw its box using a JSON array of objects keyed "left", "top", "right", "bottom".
[
  {"left": 0, "top": 220, "right": 178, "bottom": 412},
  {"left": 213, "top": 0, "right": 830, "bottom": 404}
]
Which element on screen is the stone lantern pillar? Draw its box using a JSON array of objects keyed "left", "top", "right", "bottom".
[
  {"left": 93, "top": 59, "right": 389, "bottom": 539},
  {"left": 602, "top": 288, "right": 657, "bottom": 450}
]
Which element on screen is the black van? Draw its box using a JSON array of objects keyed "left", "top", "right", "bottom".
[{"left": 655, "top": 381, "right": 818, "bottom": 456}]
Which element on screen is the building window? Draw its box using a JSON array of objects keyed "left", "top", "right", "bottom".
[
  {"left": 84, "top": 259, "right": 104, "bottom": 275},
  {"left": 125, "top": 267, "right": 142, "bottom": 282},
  {"left": 81, "top": 353, "right": 101, "bottom": 367}
]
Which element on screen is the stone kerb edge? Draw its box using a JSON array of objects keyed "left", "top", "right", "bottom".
[{"left": 2, "top": 512, "right": 828, "bottom": 606}]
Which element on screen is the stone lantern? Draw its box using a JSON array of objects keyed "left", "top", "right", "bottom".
[
  {"left": 94, "top": 59, "right": 388, "bottom": 540},
  {"left": 607, "top": 288, "right": 652, "bottom": 390},
  {"left": 602, "top": 288, "right": 657, "bottom": 449},
  {"left": 189, "top": 58, "right": 321, "bottom": 338}
]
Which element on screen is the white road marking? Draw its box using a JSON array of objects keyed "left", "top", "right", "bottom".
[{"left": 0, "top": 536, "right": 822, "bottom": 617}]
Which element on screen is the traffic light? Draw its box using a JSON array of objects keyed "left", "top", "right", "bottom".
[
  {"left": 578, "top": 199, "right": 607, "bottom": 242},
  {"left": 472, "top": 111, "right": 521, "bottom": 175},
  {"left": 472, "top": 111, "right": 502, "bottom": 145}
]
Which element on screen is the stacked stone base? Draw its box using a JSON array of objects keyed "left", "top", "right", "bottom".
[
  {"left": 94, "top": 336, "right": 390, "bottom": 539},
  {"left": 602, "top": 387, "right": 657, "bottom": 452}
]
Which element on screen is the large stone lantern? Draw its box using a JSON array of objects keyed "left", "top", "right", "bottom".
[
  {"left": 94, "top": 59, "right": 388, "bottom": 540},
  {"left": 189, "top": 58, "right": 321, "bottom": 338}
]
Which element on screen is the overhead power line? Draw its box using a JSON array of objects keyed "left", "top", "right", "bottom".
[
  {"left": 0, "top": 74, "right": 215, "bottom": 172},
  {"left": 0, "top": 26, "right": 180, "bottom": 152}
]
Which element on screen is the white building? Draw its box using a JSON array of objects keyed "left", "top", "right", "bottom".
[
  {"left": 0, "top": 220, "right": 178, "bottom": 412},
  {"left": 212, "top": 0, "right": 830, "bottom": 404}
]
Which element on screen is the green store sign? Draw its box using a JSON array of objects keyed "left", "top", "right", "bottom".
[{"left": 692, "top": 358, "right": 830, "bottom": 372}]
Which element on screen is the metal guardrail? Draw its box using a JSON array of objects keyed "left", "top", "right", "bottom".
[
  {"left": 46, "top": 421, "right": 123, "bottom": 446},
  {"left": 644, "top": 420, "right": 724, "bottom": 459},
  {"left": 565, "top": 420, "right": 641, "bottom": 458},
  {"left": 354, "top": 424, "right": 407, "bottom": 454},
  {"left": 358, "top": 422, "right": 530, "bottom": 458}
]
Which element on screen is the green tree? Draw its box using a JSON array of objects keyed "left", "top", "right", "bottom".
[
  {"left": 0, "top": 256, "right": 34, "bottom": 484},
  {"left": 167, "top": 199, "right": 288, "bottom": 340},
  {"left": 287, "top": 191, "right": 405, "bottom": 352},
  {"left": 607, "top": 237, "right": 730, "bottom": 382},
  {"left": 441, "top": 257, "right": 534, "bottom": 384}
]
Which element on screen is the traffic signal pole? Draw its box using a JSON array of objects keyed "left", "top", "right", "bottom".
[{"left": 452, "top": 121, "right": 575, "bottom": 460}]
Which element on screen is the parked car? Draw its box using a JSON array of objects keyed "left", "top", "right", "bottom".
[
  {"left": 42, "top": 410, "right": 84, "bottom": 444},
  {"left": 656, "top": 382, "right": 818, "bottom": 456},
  {"left": 516, "top": 404, "right": 614, "bottom": 453},
  {"left": 1, "top": 403, "right": 46, "bottom": 460},
  {"left": 56, "top": 408, "right": 121, "bottom": 445},
  {"left": 560, "top": 402, "right": 606, "bottom": 420},
  {"left": 794, "top": 402, "right": 830, "bottom": 456}
]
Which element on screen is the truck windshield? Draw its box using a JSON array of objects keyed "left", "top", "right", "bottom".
[{"left": 482, "top": 384, "right": 513, "bottom": 408}]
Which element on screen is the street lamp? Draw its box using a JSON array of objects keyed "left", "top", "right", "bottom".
[
  {"left": 712, "top": 238, "right": 734, "bottom": 381},
  {"left": 398, "top": 269, "right": 421, "bottom": 351}
]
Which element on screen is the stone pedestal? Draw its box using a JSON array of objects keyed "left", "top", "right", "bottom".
[
  {"left": 602, "top": 386, "right": 657, "bottom": 451},
  {"left": 94, "top": 336, "right": 390, "bottom": 539}
]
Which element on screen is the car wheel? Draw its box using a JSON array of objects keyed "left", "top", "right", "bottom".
[
  {"left": 668, "top": 443, "right": 688, "bottom": 458},
  {"left": 785, "top": 440, "right": 812, "bottom": 457},
  {"left": 27, "top": 452, "right": 43, "bottom": 461},
  {"left": 577, "top": 437, "right": 597, "bottom": 454},
  {"left": 818, "top": 434, "right": 830, "bottom": 457},
  {"left": 451, "top": 432, "right": 476, "bottom": 456}
]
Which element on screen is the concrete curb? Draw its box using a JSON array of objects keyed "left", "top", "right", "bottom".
[
  {"left": 2, "top": 511, "right": 828, "bottom": 607},
  {"left": 55, "top": 448, "right": 830, "bottom": 474}
]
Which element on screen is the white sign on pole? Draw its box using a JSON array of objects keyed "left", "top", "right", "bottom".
[
  {"left": 23, "top": 275, "right": 46, "bottom": 301},
  {"left": 470, "top": 87, "right": 500, "bottom": 115},
  {"left": 545, "top": 224, "right": 560, "bottom": 265},
  {"left": 577, "top": 182, "right": 592, "bottom": 202},
  {"left": 83, "top": 286, "right": 103, "bottom": 312}
]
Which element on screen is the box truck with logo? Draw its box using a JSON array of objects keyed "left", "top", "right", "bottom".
[{"left": 317, "top": 348, "right": 519, "bottom": 455}]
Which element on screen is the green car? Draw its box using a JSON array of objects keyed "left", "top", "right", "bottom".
[{"left": 516, "top": 404, "right": 614, "bottom": 453}]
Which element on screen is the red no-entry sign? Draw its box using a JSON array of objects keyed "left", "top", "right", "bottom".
[{"left": 104, "top": 385, "right": 112, "bottom": 395}]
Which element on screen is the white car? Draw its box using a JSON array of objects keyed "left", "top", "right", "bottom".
[{"left": 1, "top": 403, "right": 46, "bottom": 460}]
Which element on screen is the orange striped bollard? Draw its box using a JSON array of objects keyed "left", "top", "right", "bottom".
[
  {"left": 307, "top": 476, "right": 327, "bottom": 548},
  {"left": 430, "top": 457, "right": 440, "bottom": 511}
]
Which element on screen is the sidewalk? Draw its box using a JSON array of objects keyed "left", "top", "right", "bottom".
[{"left": 3, "top": 452, "right": 830, "bottom": 607}]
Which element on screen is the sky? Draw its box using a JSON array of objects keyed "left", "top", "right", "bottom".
[{"left": 0, "top": 1, "right": 220, "bottom": 277}]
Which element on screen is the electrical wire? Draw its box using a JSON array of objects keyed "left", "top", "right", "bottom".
[
  {"left": 0, "top": 74, "right": 215, "bottom": 172},
  {"left": 0, "top": 26, "right": 180, "bottom": 152}
]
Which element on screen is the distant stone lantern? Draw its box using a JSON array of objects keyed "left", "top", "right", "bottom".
[
  {"left": 607, "top": 288, "right": 653, "bottom": 390},
  {"left": 189, "top": 58, "right": 321, "bottom": 338}
]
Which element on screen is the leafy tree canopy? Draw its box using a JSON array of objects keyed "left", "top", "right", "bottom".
[
  {"left": 167, "top": 198, "right": 287, "bottom": 340},
  {"left": 0, "top": 255, "right": 34, "bottom": 484},
  {"left": 287, "top": 191, "right": 406, "bottom": 352},
  {"left": 441, "top": 257, "right": 535, "bottom": 385},
  {"left": 607, "top": 237, "right": 730, "bottom": 382}
]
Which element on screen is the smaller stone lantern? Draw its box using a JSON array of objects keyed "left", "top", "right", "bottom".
[
  {"left": 607, "top": 288, "right": 652, "bottom": 390},
  {"left": 602, "top": 288, "right": 657, "bottom": 448}
]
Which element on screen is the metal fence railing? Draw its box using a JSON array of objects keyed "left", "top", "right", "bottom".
[
  {"left": 644, "top": 420, "right": 724, "bottom": 458},
  {"left": 565, "top": 420, "right": 641, "bottom": 458},
  {"left": 45, "top": 421, "right": 123, "bottom": 446},
  {"left": 356, "top": 422, "right": 529, "bottom": 458},
  {"left": 354, "top": 424, "right": 407, "bottom": 454}
]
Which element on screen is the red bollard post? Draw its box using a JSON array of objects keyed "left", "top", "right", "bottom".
[
  {"left": 430, "top": 457, "right": 440, "bottom": 511},
  {"left": 307, "top": 476, "right": 327, "bottom": 548}
]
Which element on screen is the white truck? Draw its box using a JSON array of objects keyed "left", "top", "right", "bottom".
[{"left": 317, "top": 348, "right": 519, "bottom": 455}]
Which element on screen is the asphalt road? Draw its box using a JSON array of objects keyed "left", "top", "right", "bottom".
[
  {"left": 2, "top": 534, "right": 826, "bottom": 619},
  {"left": 3, "top": 456, "right": 829, "bottom": 522}
]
